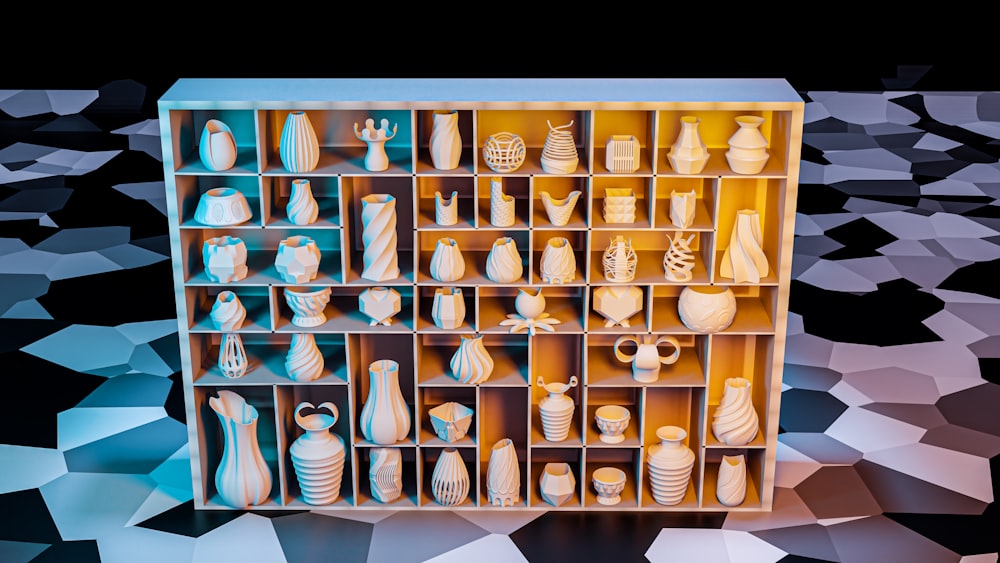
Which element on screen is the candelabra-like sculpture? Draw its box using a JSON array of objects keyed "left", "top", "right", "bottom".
[{"left": 353, "top": 118, "right": 397, "bottom": 172}]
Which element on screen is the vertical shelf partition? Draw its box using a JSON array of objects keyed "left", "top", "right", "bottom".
[{"left": 160, "top": 78, "right": 803, "bottom": 512}]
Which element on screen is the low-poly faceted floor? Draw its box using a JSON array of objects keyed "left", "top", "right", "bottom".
[{"left": 0, "top": 82, "right": 996, "bottom": 562}]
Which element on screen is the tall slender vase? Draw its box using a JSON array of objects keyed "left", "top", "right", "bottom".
[
  {"left": 279, "top": 111, "right": 320, "bottom": 173},
  {"left": 646, "top": 425, "right": 695, "bottom": 506},
  {"left": 369, "top": 447, "right": 403, "bottom": 503},
  {"left": 667, "top": 116, "right": 710, "bottom": 175},
  {"left": 289, "top": 402, "right": 345, "bottom": 506},
  {"left": 210, "top": 390, "right": 272, "bottom": 507},
  {"left": 287, "top": 179, "right": 319, "bottom": 225},
  {"left": 720, "top": 209, "right": 769, "bottom": 283},
  {"left": 360, "top": 194, "right": 400, "bottom": 282},
  {"left": 487, "top": 438, "right": 520, "bottom": 506},
  {"left": 430, "top": 110, "right": 462, "bottom": 170},
  {"left": 431, "top": 447, "right": 470, "bottom": 506},
  {"left": 199, "top": 119, "right": 237, "bottom": 171},
  {"left": 490, "top": 176, "right": 515, "bottom": 227},
  {"left": 726, "top": 116, "right": 770, "bottom": 174},
  {"left": 359, "top": 359, "right": 411, "bottom": 445},
  {"left": 712, "top": 377, "right": 759, "bottom": 446}
]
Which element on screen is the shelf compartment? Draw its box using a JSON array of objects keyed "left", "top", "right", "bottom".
[
  {"left": 416, "top": 332, "right": 529, "bottom": 387},
  {"left": 175, "top": 175, "right": 263, "bottom": 228},
  {"left": 530, "top": 176, "right": 590, "bottom": 229},
  {"left": 275, "top": 384, "right": 355, "bottom": 508},
  {"left": 528, "top": 448, "right": 584, "bottom": 509},
  {"left": 590, "top": 176, "right": 653, "bottom": 230},
  {"left": 652, "top": 177, "right": 717, "bottom": 231},
  {"left": 583, "top": 448, "right": 641, "bottom": 509},
  {"left": 586, "top": 284, "right": 650, "bottom": 334},
  {"left": 417, "top": 386, "right": 478, "bottom": 447},
  {"left": 585, "top": 333, "right": 705, "bottom": 387},
  {"left": 416, "top": 230, "right": 529, "bottom": 286},
  {"left": 530, "top": 334, "right": 584, "bottom": 446},
  {"left": 350, "top": 333, "right": 417, "bottom": 447},
  {"left": 415, "top": 109, "right": 476, "bottom": 175},
  {"left": 192, "top": 385, "right": 282, "bottom": 509},
  {"left": 186, "top": 285, "right": 272, "bottom": 333},
  {"left": 478, "top": 386, "right": 530, "bottom": 508},
  {"left": 167, "top": 109, "right": 259, "bottom": 175},
  {"left": 476, "top": 175, "right": 532, "bottom": 229},
  {"left": 701, "top": 448, "right": 765, "bottom": 510},
  {"left": 180, "top": 228, "right": 344, "bottom": 286},
  {"left": 704, "top": 334, "right": 772, "bottom": 449},
  {"left": 656, "top": 110, "right": 792, "bottom": 178},
  {"left": 476, "top": 109, "right": 591, "bottom": 176},
  {"left": 273, "top": 285, "right": 415, "bottom": 334},
  {"left": 530, "top": 230, "right": 588, "bottom": 287},
  {"left": 189, "top": 332, "right": 349, "bottom": 386},
  {"left": 259, "top": 109, "right": 414, "bottom": 175},
  {"left": 355, "top": 445, "right": 420, "bottom": 508},
  {"left": 639, "top": 386, "right": 705, "bottom": 509},
  {"left": 341, "top": 175, "right": 416, "bottom": 285},
  {"left": 420, "top": 446, "right": 478, "bottom": 508},
  {"left": 591, "top": 110, "right": 656, "bottom": 176},
  {"left": 713, "top": 177, "right": 785, "bottom": 286},
  {"left": 649, "top": 285, "right": 778, "bottom": 334},
  {"left": 415, "top": 285, "right": 478, "bottom": 333},
  {"left": 415, "top": 176, "right": 477, "bottom": 229},
  {"left": 589, "top": 230, "right": 712, "bottom": 287},
  {"left": 479, "top": 285, "right": 585, "bottom": 334},
  {"left": 262, "top": 175, "right": 343, "bottom": 228},
  {"left": 584, "top": 387, "right": 642, "bottom": 447}
]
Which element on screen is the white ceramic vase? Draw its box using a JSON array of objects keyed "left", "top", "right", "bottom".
[
  {"left": 354, "top": 118, "right": 397, "bottom": 172},
  {"left": 287, "top": 179, "right": 319, "bottom": 225},
  {"left": 432, "top": 287, "right": 466, "bottom": 330},
  {"left": 602, "top": 188, "right": 636, "bottom": 224},
  {"left": 663, "top": 232, "right": 696, "bottom": 282},
  {"left": 359, "top": 359, "right": 411, "bottom": 445},
  {"left": 275, "top": 235, "right": 321, "bottom": 284},
  {"left": 539, "top": 237, "right": 576, "bottom": 284},
  {"left": 203, "top": 236, "right": 248, "bottom": 283},
  {"left": 210, "top": 291, "right": 246, "bottom": 331},
  {"left": 539, "top": 190, "right": 581, "bottom": 227},
  {"left": 430, "top": 110, "right": 462, "bottom": 170},
  {"left": 194, "top": 187, "right": 252, "bottom": 226},
  {"left": 210, "top": 390, "right": 272, "bottom": 507},
  {"left": 449, "top": 334, "right": 494, "bottom": 384},
  {"left": 716, "top": 454, "right": 747, "bottom": 506},
  {"left": 602, "top": 236, "right": 637, "bottom": 283},
  {"left": 720, "top": 209, "right": 769, "bottom": 283},
  {"left": 539, "top": 462, "right": 576, "bottom": 507},
  {"left": 487, "top": 438, "right": 520, "bottom": 506},
  {"left": 428, "top": 402, "right": 474, "bottom": 443},
  {"left": 726, "top": 116, "right": 770, "bottom": 174},
  {"left": 712, "top": 377, "right": 759, "bottom": 446},
  {"left": 283, "top": 286, "right": 332, "bottom": 328},
  {"left": 218, "top": 333, "right": 248, "bottom": 378},
  {"left": 537, "top": 375, "right": 578, "bottom": 442},
  {"left": 434, "top": 190, "right": 459, "bottom": 226},
  {"left": 670, "top": 189, "right": 696, "bottom": 229},
  {"left": 199, "top": 119, "right": 237, "bottom": 171},
  {"left": 613, "top": 334, "right": 681, "bottom": 383},
  {"left": 668, "top": 116, "right": 710, "bottom": 174},
  {"left": 592, "top": 285, "right": 643, "bottom": 328},
  {"left": 592, "top": 467, "right": 626, "bottom": 506},
  {"left": 482, "top": 133, "right": 526, "bottom": 173},
  {"left": 279, "top": 111, "right": 320, "bottom": 173},
  {"left": 358, "top": 287, "right": 402, "bottom": 326},
  {"left": 539, "top": 120, "right": 579, "bottom": 174},
  {"left": 284, "top": 332, "right": 325, "bottom": 382},
  {"left": 485, "top": 237, "right": 523, "bottom": 283},
  {"left": 646, "top": 425, "right": 695, "bottom": 506},
  {"left": 360, "top": 194, "right": 400, "bottom": 282},
  {"left": 594, "top": 405, "right": 631, "bottom": 444},
  {"left": 289, "top": 402, "right": 345, "bottom": 506},
  {"left": 431, "top": 447, "right": 470, "bottom": 506},
  {"left": 429, "top": 237, "right": 465, "bottom": 282},
  {"left": 606, "top": 135, "right": 640, "bottom": 173},
  {"left": 677, "top": 286, "right": 737, "bottom": 333},
  {"left": 489, "top": 176, "right": 516, "bottom": 227},
  {"left": 369, "top": 447, "right": 403, "bottom": 503}
]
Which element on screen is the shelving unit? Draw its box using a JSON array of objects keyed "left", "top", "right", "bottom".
[{"left": 159, "top": 78, "right": 804, "bottom": 511}]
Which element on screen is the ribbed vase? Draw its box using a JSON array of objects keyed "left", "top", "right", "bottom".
[
  {"left": 360, "top": 194, "right": 400, "bottom": 282},
  {"left": 284, "top": 333, "right": 325, "bottom": 382},
  {"left": 429, "top": 110, "right": 462, "bottom": 170},
  {"left": 279, "top": 111, "right": 320, "bottom": 173},
  {"left": 487, "top": 438, "right": 520, "bottom": 506},
  {"left": 716, "top": 454, "right": 747, "bottom": 506},
  {"left": 720, "top": 209, "right": 769, "bottom": 283},
  {"left": 432, "top": 287, "right": 466, "bottom": 330},
  {"left": 359, "top": 359, "right": 411, "bottom": 445},
  {"left": 646, "top": 426, "right": 695, "bottom": 506},
  {"left": 539, "top": 120, "right": 579, "bottom": 174},
  {"left": 539, "top": 237, "right": 576, "bottom": 284},
  {"left": 287, "top": 179, "right": 319, "bottom": 225},
  {"left": 537, "top": 375, "right": 578, "bottom": 442},
  {"left": 712, "top": 377, "right": 759, "bottom": 446},
  {"left": 429, "top": 237, "right": 465, "bottom": 282},
  {"left": 431, "top": 448, "right": 470, "bottom": 506},
  {"left": 289, "top": 402, "right": 344, "bottom": 506},
  {"left": 485, "top": 237, "right": 523, "bottom": 283},
  {"left": 726, "top": 116, "right": 770, "bottom": 174},
  {"left": 210, "top": 390, "right": 272, "bottom": 508},
  {"left": 369, "top": 447, "right": 403, "bottom": 503},
  {"left": 449, "top": 335, "right": 494, "bottom": 384}
]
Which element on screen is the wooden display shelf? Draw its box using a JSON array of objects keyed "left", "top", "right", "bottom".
[{"left": 161, "top": 78, "right": 803, "bottom": 511}]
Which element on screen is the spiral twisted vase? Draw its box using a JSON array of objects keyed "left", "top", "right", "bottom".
[
  {"left": 360, "top": 194, "right": 400, "bottom": 282},
  {"left": 210, "top": 291, "right": 246, "bottom": 331},
  {"left": 284, "top": 333, "right": 325, "bottom": 382},
  {"left": 712, "top": 377, "right": 759, "bottom": 446},
  {"left": 429, "top": 110, "right": 462, "bottom": 170},
  {"left": 449, "top": 335, "right": 494, "bottom": 384},
  {"left": 716, "top": 454, "right": 747, "bottom": 506},
  {"left": 539, "top": 237, "right": 576, "bottom": 284},
  {"left": 487, "top": 438, "right": 520, "bottom": 506},
  {"left": 286, "top": 179, "right": 319, "bottom": 225},
  {"left": 485, "top": 237, "right": 522, "bottom": 283},
  {"left": 720, "top": 209, "right": 769, "bottom": 283}
]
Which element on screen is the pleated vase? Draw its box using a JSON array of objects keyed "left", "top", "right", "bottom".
[{"left": 279, "top": 111, "right": 320, "bottom": 173}]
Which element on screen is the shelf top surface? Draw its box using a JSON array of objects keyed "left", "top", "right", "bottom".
[{"left": 158, "top": 78, "right": 803, "bottom": 107}]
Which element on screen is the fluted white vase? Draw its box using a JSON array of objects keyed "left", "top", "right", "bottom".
[
  {"left": 539, "top": 120, "right": 579, "bottom": 174},
  {"left": 449, "top": 334, "right": 494, "bottom": 384},
  {"left": 716, "top": 454, "right": 747, "bottom": 506},
  {"left": 199, "top": 119, "right": 237, "bottom": 171},
  {"left": 539, "top": 237, "right": 576, "bottom": 284},
  {"left": 430, "top": 110, "right": 462, "bottom": 170},
  {"left": 284, "top": 333, "right": 325, "bottom": 382},
  {"left": 279, "top": 111, "right": 320, "bottom": 173},
  {"left": 712, "top": 377, "right": 759, "bottom": 446},
  {"left": 287, "top": 178, "right": 319, "bottom": 225},
  {"left": 359, "top": 359, "right": 411, "bottom": 445},
  {"left": 360, "top": 194, "right": 400, "bottom": 282},
  {"left": 485, "top": 237, "right": 523, "bottom": 283},
  {"left": 487, "top": 438, "right": 520, "bottom": 506},
  {"left": 720, "top": 209, "right": 769, "bottom": 283},
  {"left": 431, "top": 448, "right": 470, "bottom": 506},
  {"left": 429, "top": 237, "right": 465, "bottom": 282},
  {"left": 432, "top": 287, "right": 466, "bottom": 330},
  {"left": 369, "top": 447, "right": 403, "bottom": 503}
]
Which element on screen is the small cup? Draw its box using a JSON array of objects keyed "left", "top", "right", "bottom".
[
  {"left": 592, "top": 466, "right": 626, "bottom": 506},
  {"left": 595, "top": 405, "right": 631, "bottom": 444}
]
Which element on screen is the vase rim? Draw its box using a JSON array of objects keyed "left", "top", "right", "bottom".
[
  {"left": 284, "top": 285, "right": 331, "bottom": 297},
  {"left": 656, "top": 425, "right": 687, "bottom": 442},
  {"left": 544, "top": 462, "right": 571, "bottom": 476},
  {"left": 434, "top": 109, "right": 458, "bottom": 115},
  {"left": 492, "top": 438, "right": 514, "bottom": 451},
  {"left": 595, "top": 404, "right": 630, "bottom": 422},
  {"left": 680, "top": 115, "right": 700, "bottom": 124},
  {"left": 726, "top": 377, "right": 751, "bottom": 388},
  {"left": 736, "top": 115, "right": 765, "bottom": 125},
  {"left": 685, "top": 285, "right": 732, "bottom": 295},
  {"left": 369, "top": 359, "right": 399, "bottom": 373},
  {"left": 361, "top": 193, "right": 395, "bottom": 204},
  {"left": 593, "top": 466, "right": 626, "bottom": 484},
  {"left": 292, "top": 178, "right": 310, "bottom": 186},
  {"left": 280, "top": 234, "right": 316, "bottom": 247},
  {"left": 204, "top": 187, "right": 240, "bottom": 199},
  {"left": 205, "top": 235, "right": 243, "bottom": 247}
]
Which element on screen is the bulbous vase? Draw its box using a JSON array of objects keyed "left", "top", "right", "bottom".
[
  {"left": 449, "top": 335, "right": 494, "bottom": 384},
  {"left": 677, "top": 286, "right": 737, "bottom": 333},
  {"left": 279, "top": 111, "right": 320, "bottom": 173},
  {"left": 646, "top": 425, "right": 695, "bottom": 506},
  {"left": 210, "top": 390, "right": 272, "bottom": 508},
  {"left": 284, "top": 332, "right": 325, "bottom": 382},
  {"left": 359, "top": 359, "right": 411, "bottom": 445},
  {"left": 286, "top": 179, "right": 319, "bottom": 225},
  {"left": 289, "top": 401, "right": 345, "bottom": 505},
  {"left": 485, "top": 237, "right": 523, "bottom": 283},
  {"left": 430, "top": 237, "right": 465, "bottom": 282},
  {"left": 726, "top": 116, "right": 770, "bottom": 174}
]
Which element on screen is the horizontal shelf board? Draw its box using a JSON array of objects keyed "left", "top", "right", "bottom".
[
  {"left": 175, "top": 147, "right": 259, "bottom": 175},
  {"left": 193, "top": 344, "right": 349, "bottom": 385}
]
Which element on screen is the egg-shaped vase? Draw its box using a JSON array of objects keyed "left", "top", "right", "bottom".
[
  {"left": 677, "top": 286, "right": 737, "bottom": 333},
  {"left": 289, "top": 402, "right": 345, "bottom": 506},
  {"left": 646, "top": 425, "right": 695, "bottom": 506},
  {"left": 429, "top": 110, "right": 462, "bottom": 170},
  {"left": 430, "top": 237, "right": 465, "bottom": 282},
  {"left": 431, "top": 447, "right": 470, "bottom": 506},
  {"left": 359, "top": 359, "right": 411, "bottom": 445},
  {"left": 199, "top": 119, "right": 237, "bottom": 171},
  {"left": 449, "top": 335, "right": 494, "bottom": 384},
  {"left": 485, "top": 237, "right": 523, "bottom": 283},
  {"left": 712, "top": 377, "right": 759, "bottom": 446},
  {"left": 279, "top": 111, "right": 320, "bottom": 173},
  {"left": 210, "top": 390, "right": 272, "bottom": 508}
]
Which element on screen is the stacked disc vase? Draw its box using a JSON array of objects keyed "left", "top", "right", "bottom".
[
  {"left": 289, "top": 402, "right": 346, "bottom": 505},
  {"left": 537, "top": 376, "right": 578, "bottom": 442},
  {"left": 645, "top": 425, "right": 695, "bottom": 506}
]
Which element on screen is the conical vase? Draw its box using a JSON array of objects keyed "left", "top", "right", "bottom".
[
  {"left": 646, "top": 425, "right": 695, "bottom": 506},
  {"left": 667, "top": 116, "right": 710, "bottom": 174},
  {"left": 279, "top": 111, "right": 320, "bottom": 173},
  {"left": 210, "top": 390, "right": 272, "bottom": 508},
  {"left": 289, "top": 402, "right": 345, "bottom": 506},
  {"left": 430, "top": 110, "right": 462, "bottom": 170},
  {"left": 359, "top": 359, "right": 411, "bottom": 445}
]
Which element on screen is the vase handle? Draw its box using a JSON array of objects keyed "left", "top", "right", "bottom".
[
  {"left": 654, "top": 336, "right": 682, "bottom": 365},
  {"left": 613, "top": 335, "right": 640, "bottom": 363}
]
